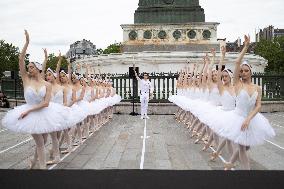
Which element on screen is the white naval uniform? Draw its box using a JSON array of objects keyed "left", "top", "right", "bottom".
[{"left": 138, "top": 79, "right": 153, "bottom": 116}]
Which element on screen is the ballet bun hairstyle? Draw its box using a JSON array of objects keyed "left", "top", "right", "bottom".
[
  {"left": 46, "top": 68, "right": 57, "bottom": 78},
  {"left": 59, "top": 70, "right": 67, "bottom": 75},
  {"left": 241, "top": 61, "right": 252, "bottom": 73},
  {"left": 30, "top": 62, "right": 43, "bottom": 73}
]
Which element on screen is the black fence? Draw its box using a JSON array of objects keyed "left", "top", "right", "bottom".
[{"left": 1, "top": 73, "right": 284, "bottom": 103}]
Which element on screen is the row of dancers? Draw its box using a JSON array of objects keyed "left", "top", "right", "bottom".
[
  {"left": 169, "top": 35, "right": 275, "bottom": 170},
  {"left": 2, "top": 30, "right": 121, "bottom": 169}
]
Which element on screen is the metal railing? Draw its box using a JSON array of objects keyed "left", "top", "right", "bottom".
[{"left": 1, "top": 73, "right": 284, "bottom": 103}]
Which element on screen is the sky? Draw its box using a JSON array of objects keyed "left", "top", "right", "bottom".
[{"left": 0, "top": 0, "right": 283, "bottom": 62}]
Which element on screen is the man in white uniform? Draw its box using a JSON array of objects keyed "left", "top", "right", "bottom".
[{"left": 133, "top": 66, "right": 153, "bottom": 119}]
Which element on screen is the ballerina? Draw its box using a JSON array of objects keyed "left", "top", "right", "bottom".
[
  {"left": 57, "top": 59, "right": 85, "bottom": 154},
  {"left": 220, "top": 35, "right": 275, "bottom": 170},
  {"left": 44, "top": 53, "right": 71, "bottom": 164},
  {"left": 200, "top": 46, "right": 235, "bottom": 156},
  {"left": 2, "top": 30, "right": 67, "bottom": 169},
  {"left": 70, "top": 72, "right": 87, "bottom": 145}
]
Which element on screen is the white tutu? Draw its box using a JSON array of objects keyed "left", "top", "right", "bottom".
[
  {"left": 2, "top": 102, "right": 71, "bottom": 134},
  {"left": 69, "top": 104, "right": 87, "bottom": 124},
  {"left": 209, "top": 90, "right": 275, "bottom": 146},
  {"left": 90, "top": 99, "right": 105, "bottom": 115},
  {"left": 111, "top": 94, "right": 121, "bottom": 106},
  {"left": 77, "top": 100, "right": 92, "bottom": 116},
  {"left": 211, "top": 110, "right": 275, "bottom": 146}
]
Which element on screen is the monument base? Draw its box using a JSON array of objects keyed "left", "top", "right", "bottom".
[
  {"left": 122, "top": 43, "right": 220, "bottom": 52},
  {"left": 121, "top": 22, "right": 220, "bottom": 53}
]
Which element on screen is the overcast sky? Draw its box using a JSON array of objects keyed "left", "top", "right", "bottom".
[{"left": 0, "top": 0, "right": 283, "bottom": 62}]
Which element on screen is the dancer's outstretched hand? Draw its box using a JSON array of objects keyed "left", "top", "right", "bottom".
[
  {"left": 18, "top": 111, "right": 30, "bottom": 120},
  {"left": 244, "top": 35, "right": 250, "bottom": 47},
  {"left": 241, "top": 118, "right": 250, "bottom": 131},
  {"left": 24, "top": 30, "right": 30, "bottom": 43},
  {"left": 211, "top": 48, "right": 216, "bottom": 57}
]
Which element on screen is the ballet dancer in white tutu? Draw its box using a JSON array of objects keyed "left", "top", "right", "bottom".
[
  {"left": 202, "top": 46, "right": 234, "bottom": 156},
  {"left": 57, "top": 59, "right": 86, "bottom": 154},
  {"left": 2, "top": 30, "right": 69, "bottom": 169},
  {"left": 216, "top": 35, "right": 276, "bottom": 170},
  {"left": 70, "top": 72, "right": 88, "bottom": 146}
]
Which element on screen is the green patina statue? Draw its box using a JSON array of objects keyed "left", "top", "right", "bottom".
[{"left": 135, "top": 0, "right": 205, "bottom": 23}]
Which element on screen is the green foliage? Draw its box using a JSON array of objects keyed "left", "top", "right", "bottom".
[
  {"left": 46, "top": 53, "right": 68, "bottom": 70},
  {"left": 255, "top": 36, "right": 284, "bottom": 73},
  {"left": 102, "top": 43, "right": 121, "bottom": 54},
  {"left": 0, "top": 40, "right": 30, "bottom": 79},
  {"left": 0, "top": 40, "right": 19, "bottom": 78}
]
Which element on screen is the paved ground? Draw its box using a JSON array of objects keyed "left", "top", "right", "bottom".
[{"left": 0, "top": 110, "right": 284, "bottom": 170}]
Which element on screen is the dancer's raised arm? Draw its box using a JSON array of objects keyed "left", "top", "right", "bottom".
[
  {"left": 67, "top": 58, "right": 72, "bottom": 84},
  {"left": 41, "top": 48, "right": 48, "bottom": 79},
  {"left": 201, "top": 55, "right": 210, "bottom": 87},
  {"left": 207, "top": 49, "right": 216, "bottom": 87},
  {"left": 55, "top": 51, "right": 62, "bottom": 84},
  {"left": 198, "top": 56, "right": 207, "bottom": 85},
  {"left": 19, "top": 30, "right": 29, "bottom": 82},
  {"left": 217, "top": 46, "right": 226, "bottom": 92},
  {"left": 233, "top": 35, "right": 250, "bottom": 86},
  {"left": 133, "top": 64, "right": 141, "bottom": 81}
]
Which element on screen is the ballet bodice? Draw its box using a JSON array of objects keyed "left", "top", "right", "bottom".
[
  {"left": 235, "top": 89, "right": 258, "bottom": 117},
  {"left": 84, "top": 88, "right": 92, "bottom": 101},
  {"left": 66, "top": 90, "right": 73, "bottom": 106},
  {"left": 209, "top": 87, "right": 220, "bottom": 106},
  {"left": 24, "top": 86, "right": 46, "bottom": 105},
  {"left": 220, "top": 91, "right": 236, "bottom": 111},
  {"left": 76, "top": 89, "right": 82, "bottom": 100},
  {"left": 51, "top": 90, "right": 64, "bottom": 105}
]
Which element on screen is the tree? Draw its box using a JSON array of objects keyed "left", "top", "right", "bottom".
[
  {"left": 0, "top": 40, "right": 19, "bottom": 78},
  {"left": 0, "top": 40, "right": 30, "bottom": 79},
  {"left": 103, "top": 42, "right": 122, "bottom": 54},
  {"left": 255, "top": 36, "right": 284, "bottom": 73},
  {"left": 46, "top": 53, "right": 68, "bottom": 70}
]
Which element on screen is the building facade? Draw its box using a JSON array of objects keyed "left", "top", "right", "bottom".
[
  {"left": 67, "top": 39, "right": 97, "bottom": 60},
  {"left": 256, "top": 25, "right": 284, "bottom": 42}
]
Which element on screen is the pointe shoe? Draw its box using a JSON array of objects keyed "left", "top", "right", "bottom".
[
  {"left": 191, "top": 131, "right": 197, "bottom": 138},
  {"left": 46, "top": 160, "right": 60, "bottom": 165},
  {"left": 194, "top": 139, "right": 200, "bottom": 144},
  {"left": 210, "top": 152, "right": 219, "bottom": 162},
  {"left": 224, "top": 162, "right": 235, "bottom": 171},
  {"left": 72, "top": 141, "right": 79, "bottom": 146},
  {"left": 202, "top": 144, "right": 210, "bottom": 151},
  {"left": 61, "top": 147, "right": 72, "bottom": 154},
  {"left": 29, "top": 159, "right": 38, "bottom": 169}
]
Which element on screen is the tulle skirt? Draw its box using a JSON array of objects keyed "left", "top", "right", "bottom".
[
  {"left": 209, "top": 110, "right": 276, "bottom": 146},
  {"left": 77, "top": 100, "right": 93, "bottom": 116},
  {"left": 2, "top": 102, "right": 72, "bottom": 134},
  {"left": 110, "top": 94, "right": 121, "bottom": 106},
  {"left": 90, "top": 99, "right": 105, "bottom": 115},
  {"left": 69, "top": 104, "right": 87, "bottom": 124}
]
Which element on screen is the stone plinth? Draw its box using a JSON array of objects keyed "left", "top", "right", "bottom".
[{"left": 121, "top": 23, "right": 219, "bottom": 52}]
